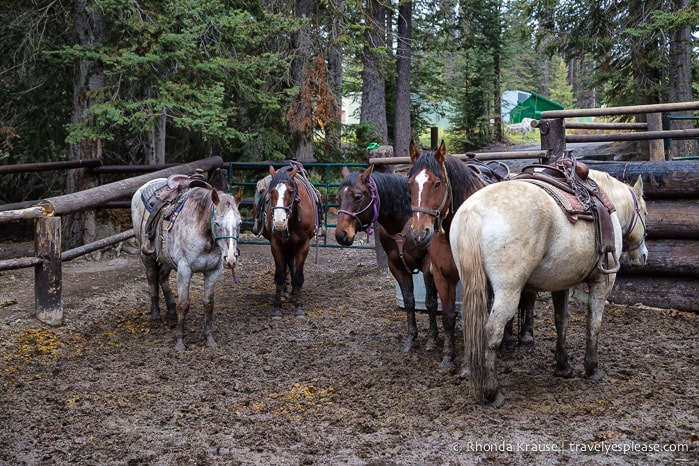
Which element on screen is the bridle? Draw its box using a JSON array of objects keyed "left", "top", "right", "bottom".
[
  {"left": 210, "top": 200, "right": 241, "bottom": 283},
  {"left": 410, "top": 161, "right": 453, "bottom": 235},
  {"left": 622, "top": 188, "right": 646, "bottom": 253},
  {"left": 270, "top": 180, "right": 299, "bottom": 236},
  {"left": 337, "top": 175, "right": 380, "bottom": 237}
]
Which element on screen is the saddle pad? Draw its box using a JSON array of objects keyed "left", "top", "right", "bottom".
[{"left": 518, "top": 179, "right": 593, "bottom": 223}]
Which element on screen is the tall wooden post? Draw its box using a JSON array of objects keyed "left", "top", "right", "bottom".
[
  {"left": 647, "top": 112, "right": 665, "bottom": 161},
  {"left": 35, "top": 216, "right": 63, "bottom": 326},
  {"left": 536, "top": 118, "right": 566, "bottom": 163}
]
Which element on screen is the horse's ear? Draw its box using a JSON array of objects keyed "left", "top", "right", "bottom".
[
  {"left": 342, "top": 166, "right": 351, "bottom": 178},
  {"left": 360, "top": 164, "right": 374, "bottom": 181},
  {"left": 234, "top": 188, "right": 243, "bottom": 205},
  {"left": 633, "top": 175, "right": 644, "bottom": 197},
  {"left": 409, "top": 139, "right": 420, "bottom": 163},
  {"left": 435, "top": 140, "right": 447, "bottom": 163},
  {"left": 211, "top": 189, "right": 220, "bottom": 205},
  {"left": 289, "top": 166, "right": 299, "bottom": 179},
  {"left": 269, "top": 165, "right": 276, "bottom": 176}
]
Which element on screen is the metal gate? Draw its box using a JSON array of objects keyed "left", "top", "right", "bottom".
[{"left": 225, "top": 161, "right": 372, "bottom": 248}]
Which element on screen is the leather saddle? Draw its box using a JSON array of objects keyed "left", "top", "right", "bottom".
[
  {"left": 514, "top": 158, "right": 620, "bottom": 274},
  {"left": 141, "top": 171, "right": 212, "bottom": 256}
]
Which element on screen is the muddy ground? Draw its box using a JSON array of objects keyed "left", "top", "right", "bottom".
[{"left": 0, "top": 231, "right": 697, "bottom": 465}]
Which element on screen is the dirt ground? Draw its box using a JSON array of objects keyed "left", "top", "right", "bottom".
[{"left": 0, "top": 229, "right": 698, "bottom": 465}]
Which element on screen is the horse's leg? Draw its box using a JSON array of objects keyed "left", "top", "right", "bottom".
[
  {"left": 290, "top": 244, "right": 309, "bottom": 318},
  {"left": 158, "top": 263, "right": 177, "bottom": 325},
  {"left": 434, "top": 269, "right": 457, "bottom": 371},
  {"left": 394, "top": 270, "right": 418, "bottom": 353},
  {"left": 584, "top": 278, "right": 613, "bottom": 380},
  {"left": 552, "top": 289, "right": 574, "bottom": 378},
  {"left": 174, "top": 266, "right": 193, "bottom": 351},
  {"left": 141, "top": 254, "right": 161, "bottom": 321},
  {"left": 202, "top": 269, "right": 222, "bottom": 348},
  {"left": 483, "top": 289, "right": 520, "bottom": 407},
  {"left": 423, "top": 270, "right": 439, "bottom": 351},
  {"left": 271, "top": 251, "right": 286, "bottom": 319},
  {"left": 518, "top": 291, "right": 536, "bottom": 345}
]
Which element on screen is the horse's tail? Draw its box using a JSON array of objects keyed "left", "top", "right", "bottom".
[{"left": 450, "top": 208, "right": 489, "bottom": 403}]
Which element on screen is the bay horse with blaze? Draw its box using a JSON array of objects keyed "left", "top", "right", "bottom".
[
  {"left": 408, "top": 140, "right": 536, "bottom": 371},
  {"left": 259, "top": 163, "right": 318, "bottom": 319}
]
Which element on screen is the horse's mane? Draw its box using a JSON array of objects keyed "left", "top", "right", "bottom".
[
  {"left": 269, "top": 166, "right": 296, "bottom": 189},
  {"left": 340, "top": 171, "right": 412, "bottom": 221},
  {"left": 410, "top": 150, "right": 483, "bottom": 205}
]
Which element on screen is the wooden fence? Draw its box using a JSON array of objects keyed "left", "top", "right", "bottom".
[{"left": 0, "top": 156, "right": 224, "bottom": 325}]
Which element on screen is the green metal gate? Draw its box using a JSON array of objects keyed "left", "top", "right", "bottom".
[{"left": 225, "top": 161, "right": 372, "bottom": 248}]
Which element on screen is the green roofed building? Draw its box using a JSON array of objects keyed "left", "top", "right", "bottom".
[{"left": 509, "top": 92, "right": 565, "bottom": 124}]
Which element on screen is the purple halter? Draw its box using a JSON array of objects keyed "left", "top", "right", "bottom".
[{"left": 337, "top": 175, "right": 380, "bottom": 237}]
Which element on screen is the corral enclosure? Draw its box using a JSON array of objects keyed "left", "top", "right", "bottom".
[
  {"left": 0, "top": 235, "right": 697, "bottom": 465},
  {"left": 1, "top": 100, "right": 699, "bottom": 464}
]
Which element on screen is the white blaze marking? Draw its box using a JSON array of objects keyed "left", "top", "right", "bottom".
[
  {"left": 415, "top": 169, "right": 429, "bottom": 218},
  {"left": 273, "top": 184, "right": 288, "bottom": 225}
]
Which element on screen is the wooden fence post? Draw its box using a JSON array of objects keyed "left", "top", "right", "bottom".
[
  {"left": 536, "top": 118, "right": 566, "bottom": 163},
  {"left": 647, "top": 112, "right": 665, "bottom": 161},
  {"left": 35, "top": 216, "right": 63, "bottom": 326}
]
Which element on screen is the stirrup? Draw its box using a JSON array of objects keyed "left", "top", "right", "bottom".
[{"left": 597, "top": 252, "right": 620, "bottom": 274}]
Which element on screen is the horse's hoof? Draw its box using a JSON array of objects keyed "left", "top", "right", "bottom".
[
  {"left": 459, "top": 364, "right": 471, "bottom": 379},
  {"left": 402, "top": 338, "right": 416, "bottom": 353},
  {"left": 519, "top": 332, "right": 534, "bottom": 345},
  {"left": 175, "top": 342, "right": 186, "bottom": 352},
  {"left": 486, "top": 390, "right": 506, "bottom": 408},
  {"left": 585, "top": 368, "right": 604, "bottom": 380},
  {"left": 206, "top": 338, "right": 218, "bottom": 348},
  {"left": 425, "top": 338, "right": 438, "bottom": 351},
  {"left": 438, "top": 358, "right": 456, "bottom": 372},
  {"left": 554, "top": 366, "right": 574, "bottom": 378},
  {"left": 271, "top": 310, "right": 282, "bottom": 320},
  {"left": 295, "top": 309, "right": 305, "bottom": 318}
]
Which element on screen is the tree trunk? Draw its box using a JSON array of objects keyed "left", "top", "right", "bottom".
[
  {"left": 360, "top": 0, "right": 388, "bottom": 144},
  {"left": 156, "top": 110, "right": 167, "bottom": 165},
  {"left": 290, "top": 0, "right": 316, "bottom": 162},
  {"left": 393, "top": 1, "right": 412, "bottom": 157},
  {"left": 667, "top": 0, "right": 696, "bottom": 160},
  {"left": 325, "top": 0, "right": 344, "bottom": 159},
  {"left": 66, "top": 0, "right": 104, "bottom": 248}
]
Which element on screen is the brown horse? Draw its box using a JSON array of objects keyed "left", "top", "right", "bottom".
[
  {"left": 408, "top": 141, "right": 535, "bottom": 371},
  {"left": 335, "top": 165, "right": 438, "bottom": 353},
  {"left": 259, "top": 163, "right": 318, "bottom": 319}
]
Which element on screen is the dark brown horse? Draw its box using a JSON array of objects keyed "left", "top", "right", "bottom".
[
  {"left": 335, "top": 165, "right": 438, "bottom": 353},
  {"left": 408, "top": 141, "right": 535, "bottom": 371},
  {"left": 259, "top": 163, "right": 318, "bottom": 319}
]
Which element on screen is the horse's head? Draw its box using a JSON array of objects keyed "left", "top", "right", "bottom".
[
  {"left": 268, "top": 165, "right": 299, "bottom": 233},
  {"left": 407, "top": 140, "right": 449, "bottom": 247},
  {"left": 623, "top": 175, "right": 648, "bottom": 267},
  {"left": 210, "top": 188, "right": 243, "bottom": 269},
  {"left": 335, "top": 165, "right": 379, "bottom": 246}
]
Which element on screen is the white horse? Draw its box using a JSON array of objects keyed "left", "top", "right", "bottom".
[
  {"left": 132, "top": 178, "right": 242, "bottom": 351},
  {"left": 450, "top": 169, "right": 647, "bottom": 407}
]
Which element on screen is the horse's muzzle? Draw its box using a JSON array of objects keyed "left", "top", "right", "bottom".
[
  {"left": 335, "top": 229, "right": 355, "bottom": 246},
  {"left": 410, "top": 226, "right": 433, "bottom": 248}
]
